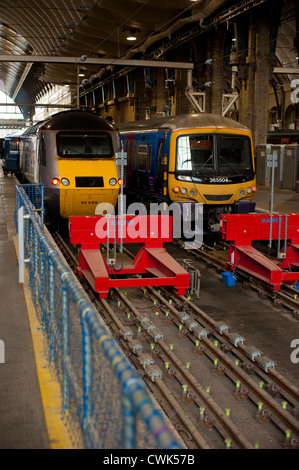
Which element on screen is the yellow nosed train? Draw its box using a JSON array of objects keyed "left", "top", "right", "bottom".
[
  {"left": 18, "top": 110, "right": 121, "bottom": 225},
  {"left": 118, "top": 114, "right": 257, "bottom": 231}
]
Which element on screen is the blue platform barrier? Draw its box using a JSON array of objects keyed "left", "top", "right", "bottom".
[{"left": 15, "top": 183, "right": 182, "bottom": 449}]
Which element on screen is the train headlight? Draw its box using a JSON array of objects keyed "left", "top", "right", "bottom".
[
  {"left": 51, "top": 178, "right": 60, "bottom": 186},
  {"left": 251, "top": 186, "right": 257, "bottom": 192},
  {"left": 239, "top": 189, "right": 246, "bottom": 196},
  {"left": 172, "top": 186, "right": 180, "bottom": 193},
  {"left": 109, "top": 178, "right": 117, "bottom": 186},
  {"left": 189, "top": 189, "right": 196, "bottom": 197},
  {"left": 61, "top": 178, "right": 70, "bottom": 186},
  {"left": 180, "top": 187, "right": 187, "bottom": 194},
  {"left": 177, "top": 175, "right": 192, "bottom": 182},
  {"left": 246, "top": 187, "right": 252, "bottom": 194},
  {"left": 118, "top": 178, "right": 124, "bottom": 186}
]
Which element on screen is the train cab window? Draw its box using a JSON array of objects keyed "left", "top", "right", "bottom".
[
  {"left": 9, "top": 140, "right": 19, "bottom": 152},
  {"left": 218, "top": 135, "right": 252, "bottom": 171},
  {"left": 176, "top": 135, "right": 214, "bottom": 172},
  {"left": 176, "top": 134, "right": 252, "bottom": 174},
  {"left": 137, "top": 144, "right": 148, "bottom": 171},
  {"left": 56, "top": 131, "right": 113, "bottom": 158}
]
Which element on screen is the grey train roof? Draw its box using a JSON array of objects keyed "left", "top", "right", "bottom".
[
  {"left": 116, "top": 114, "right": 251, "bottom": 133},
  {"left": 22, "top": 110, "right": 117, "bottom": 135}
]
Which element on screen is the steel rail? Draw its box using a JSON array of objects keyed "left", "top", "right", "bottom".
[
  {"left": 175, "top": 239, "right": 299, "bottom": 314},
  {"left": 115, "top": 288, "right": 254, "bottom": 449},
  {"left": 146, "top": 286, "right": 299, "bottom": 437},
  {"left": 100, "top": 296, "right": 209, "bottom": 449},
  {"left": 53, "top": 232, "right": 299, "bottom": 446},
  {"left": 125, "top": 241, "right": 299, "bottom": 403},
  {"left": 54, "top": 233, "right": 210, "bottom": 448}
]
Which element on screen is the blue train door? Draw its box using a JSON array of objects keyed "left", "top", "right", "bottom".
[
  {"left": 155, "top": 137, "right": 165, "bottom": 198},
  {"left": 124, "top": 133, "right": 134, "bottom": 185},
  {"left": 3, "top": 137, "right": 20, "bottom": 174}
]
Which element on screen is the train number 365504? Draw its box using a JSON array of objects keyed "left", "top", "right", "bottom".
[{"left": 209, "top": 177, "right": 229, "bottom": 183}]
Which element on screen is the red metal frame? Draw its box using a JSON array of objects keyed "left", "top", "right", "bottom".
[
  {"left": 69, "top": 215, "right": 189, "bottom": 298},
  {"left": 220, "top": 213, "right": 299, "bottom": 290}
]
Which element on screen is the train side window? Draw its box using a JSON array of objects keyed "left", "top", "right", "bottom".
[
  {"left": 148, "top": 145, "right": 152, "bottom": 172},
  {"left": 156, "top": 138, "right": 164, "bottom": 179},
  {"left": 128, "top": 140, "right": 133, "bottom": 171},
  {"left": 137, "top": 144, "right": 148, "bottom": 171},
  {"left": 133, "top": 144, "right": 138, "bottom": 169},
  {"left": 39, "top": 133, "right": 46, "bottom": 166}
]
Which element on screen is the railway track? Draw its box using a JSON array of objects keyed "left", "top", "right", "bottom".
[
  {"left": 174, "top": 239, "right": 299, "bottom": 317},
  {"left": 53, "top": 231, "right": 299, "bottom": 449}
]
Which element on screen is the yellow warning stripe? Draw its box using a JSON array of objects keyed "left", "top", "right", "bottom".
[{"left": 13, "top": 236, "right": 82, "bottom": 449}]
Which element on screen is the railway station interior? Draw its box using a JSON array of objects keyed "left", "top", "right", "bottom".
[{"left": 0, "top": 0, "right": 299, "bottom": 454}]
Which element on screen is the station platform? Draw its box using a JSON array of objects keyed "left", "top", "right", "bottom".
[
  {"left": 253, "top": 184, "right": 299, "bottom": 214},
  {"left": 0, "top": 172, "right": 49, "bottom": 448},
  {"left": 0, "top": 169, "right": 298, "bottom": 449}
]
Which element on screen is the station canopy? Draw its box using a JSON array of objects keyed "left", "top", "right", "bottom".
[{"left": 0, "top": 0, "right": 297, "bottom": 114}]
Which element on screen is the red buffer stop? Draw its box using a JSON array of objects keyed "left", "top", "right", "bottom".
[
  {"left": 69, "top": 214, "right": 189, "bottom": 298},
  {"left": 220, "top": 213, "right": 299, "bottom": 290}
]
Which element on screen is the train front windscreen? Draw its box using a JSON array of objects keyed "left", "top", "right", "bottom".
[
  {"left": 56, "top": 131, "right": 114, "bottom": 158},
  {"left": 176, "top": 134, "right": 253, "bottom": 177}
]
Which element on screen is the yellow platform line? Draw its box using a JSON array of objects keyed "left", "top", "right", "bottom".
[{"left": 13, "top": 236, "right": 82, "bottom": 449}]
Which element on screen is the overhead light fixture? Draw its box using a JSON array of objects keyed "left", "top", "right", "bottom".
[
  {"left": 126, "top": 29, "right": 138, "bottom": 41},
  {"left": 127, "top": 34, "right": 137, "bottom": 41}
]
